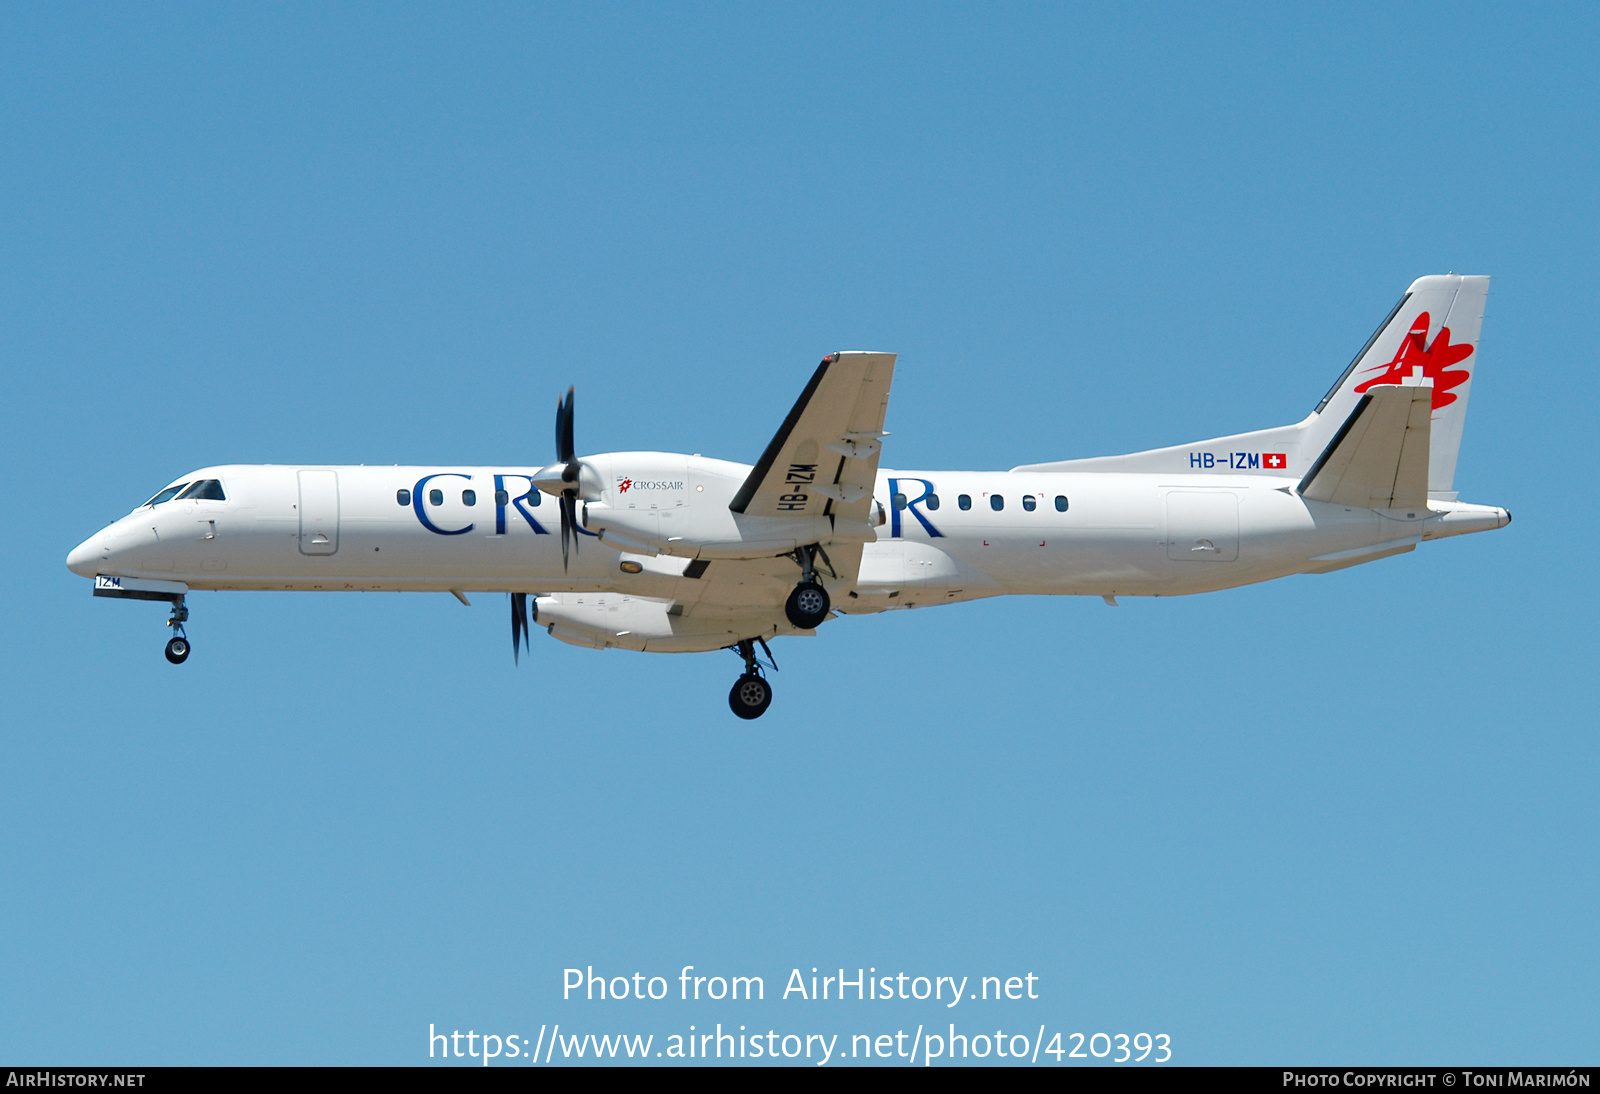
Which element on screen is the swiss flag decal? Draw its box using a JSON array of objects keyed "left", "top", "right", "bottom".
[{"left": 1263, "top": 453, "right": 1287, "bottom": 470}]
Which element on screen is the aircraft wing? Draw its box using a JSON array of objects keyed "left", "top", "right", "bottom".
[{"left": 728, "top": 351, "right": 897, "bottom": 528}]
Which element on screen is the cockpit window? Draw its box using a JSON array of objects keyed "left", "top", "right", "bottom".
[
  {"left": 144, "top": 483, "right": 189, "bottom": 507},
  {"left": 176, "top": 479, "right": 226, "bottom": 502}
]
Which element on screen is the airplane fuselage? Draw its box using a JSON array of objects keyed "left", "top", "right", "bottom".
[{"left": 68, "top": 457, "right": 1507, "bottom": 605}]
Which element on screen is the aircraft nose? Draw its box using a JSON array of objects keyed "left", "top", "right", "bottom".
[{"left": 67, "top": 534, "right": 104, "bottom": 577}]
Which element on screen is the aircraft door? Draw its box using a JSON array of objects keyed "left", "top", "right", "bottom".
[
  {"left": 1165, "top": 491, "right": 1238, "bottom": 561},
  {"left": 298, "top": 470, "right": 340, "bottom": 555}
]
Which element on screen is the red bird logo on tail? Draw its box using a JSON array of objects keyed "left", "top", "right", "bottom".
[{"left": 1354, "top": 312, "right": 1473, "bottom": 411}]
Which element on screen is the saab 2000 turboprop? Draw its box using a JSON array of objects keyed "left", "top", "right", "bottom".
[{"left": 68, "top": 275, "right": 1510, "bottom": 718}]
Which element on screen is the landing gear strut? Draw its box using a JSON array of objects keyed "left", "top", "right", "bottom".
[
  {"left": 728, "top": 638, "right": 775, "bottom": 720},
  {"left": 164, "top": 597, "right": 190, "bottom": 664},
  {"left": 784, "top": 544, "right": 831, "bottom": 630}
]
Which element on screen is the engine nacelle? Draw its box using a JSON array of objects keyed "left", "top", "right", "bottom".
[
  {"left": 535, "top": 593, "right": 795, "bottom": 653},
  {"left": 577, "top": 452, "right": 879, "bottom": 560},
  {"left": 583, "top": 502, "right": 849, "bottom": 559}
]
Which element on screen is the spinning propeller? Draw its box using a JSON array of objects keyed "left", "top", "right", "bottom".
[
  {"left": 516, "top": 386, "right": 593, "bottom": 662},
  {"left": 552, "top": 387, "right": 581, "bottom": 570},
  {"left": 528, "top": 385, "right": 591, "bottom": 569}
]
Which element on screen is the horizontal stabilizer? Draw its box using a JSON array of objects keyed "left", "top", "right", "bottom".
[{"left": 1298, "top": 385, "right": 1431, "bottom": 509}]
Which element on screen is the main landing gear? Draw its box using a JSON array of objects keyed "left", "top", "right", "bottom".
[
  {"left": 164, "top": 596, "right": 190, "bottom": 664},
  {"left": 784, "top": 544, "right": 831, "bottom": 630},
  {"left": 728, "top": 638, "right": 776, "bottom": 720}
]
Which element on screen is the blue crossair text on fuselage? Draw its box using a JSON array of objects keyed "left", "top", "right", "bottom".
[{"left": 68, "top": 276, "right": 1511, "bottom": 719}]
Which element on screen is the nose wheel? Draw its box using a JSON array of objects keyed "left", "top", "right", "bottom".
[
  {"left": 728, "top": 637, "right": 777, "bottom": 719},
  {"left": 164, "top": 596, "right": 191, "bottom": 664}
]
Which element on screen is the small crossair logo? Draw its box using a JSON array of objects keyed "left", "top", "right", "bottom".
[{"left": 617, "top": 477, "right": 684, "bottom": 492}]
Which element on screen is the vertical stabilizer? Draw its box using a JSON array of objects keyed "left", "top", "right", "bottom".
[{"left": 1308, "top": 275, "right": 1488, "bottom": 496}]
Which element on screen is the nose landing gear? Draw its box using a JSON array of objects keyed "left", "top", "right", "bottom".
[
  {"left": 728, "top": 637, "right": 776, "bottom": 719},
  {"left": 784, "top": 544, "right": 832, "bottom": 630},
  {"left": 164, "top": 597, "right": 190, "bottom": 664}
]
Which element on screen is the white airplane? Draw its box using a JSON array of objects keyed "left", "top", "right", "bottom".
[{"left": 68, "top": 274, "right": 1509, "bottom": 718}]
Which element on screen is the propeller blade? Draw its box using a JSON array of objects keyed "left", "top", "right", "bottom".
[
  {"left": 511, "top": 592, "right": 528, "bottom": 663},
  {"left": 556, "top": 387, "right": 575, "bottom": 466},
  {"left": 559, "top": 495, "right": 579, "bottom": 570}
]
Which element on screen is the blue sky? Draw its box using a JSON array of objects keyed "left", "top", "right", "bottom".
[{"left": 2, "top": 3, "right": 1594, "bottom": 1065}]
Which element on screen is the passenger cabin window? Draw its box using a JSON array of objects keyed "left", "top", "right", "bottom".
[
  {"left": 429, "top": 488, "right": 444, "bottom": 506},
  {"left": 925, "top": 493, "right": 940, "bottom": 510},
  {"left": 144, "top": 484, "right": 188, "bottom": 507},
  {"left": 1022, "top": 495, "right": 1037, "bottom": 511},
  {"left": 958, "top": 494, "right": 972, "bottom": 511},
  {"left": 462, "top": 489, "right": 477, "bottom": 506},
  {"left": 176, "top": 479, "right": 226, "bottom": 502},
  {"left": 892, "top": 493, "right": 908, "bottom": 510},
  {"left": 990, "top": 494, "right": 1005, "bottom": 511},
  {"left": 397, "top": 489, "right": 411, "bottom": 506},
  {"left": 494, "top": 490, "right": 509, "bottom": 506},
  {"left": 1055, "top": 495, "right": 1069, "bottom": 511}
]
